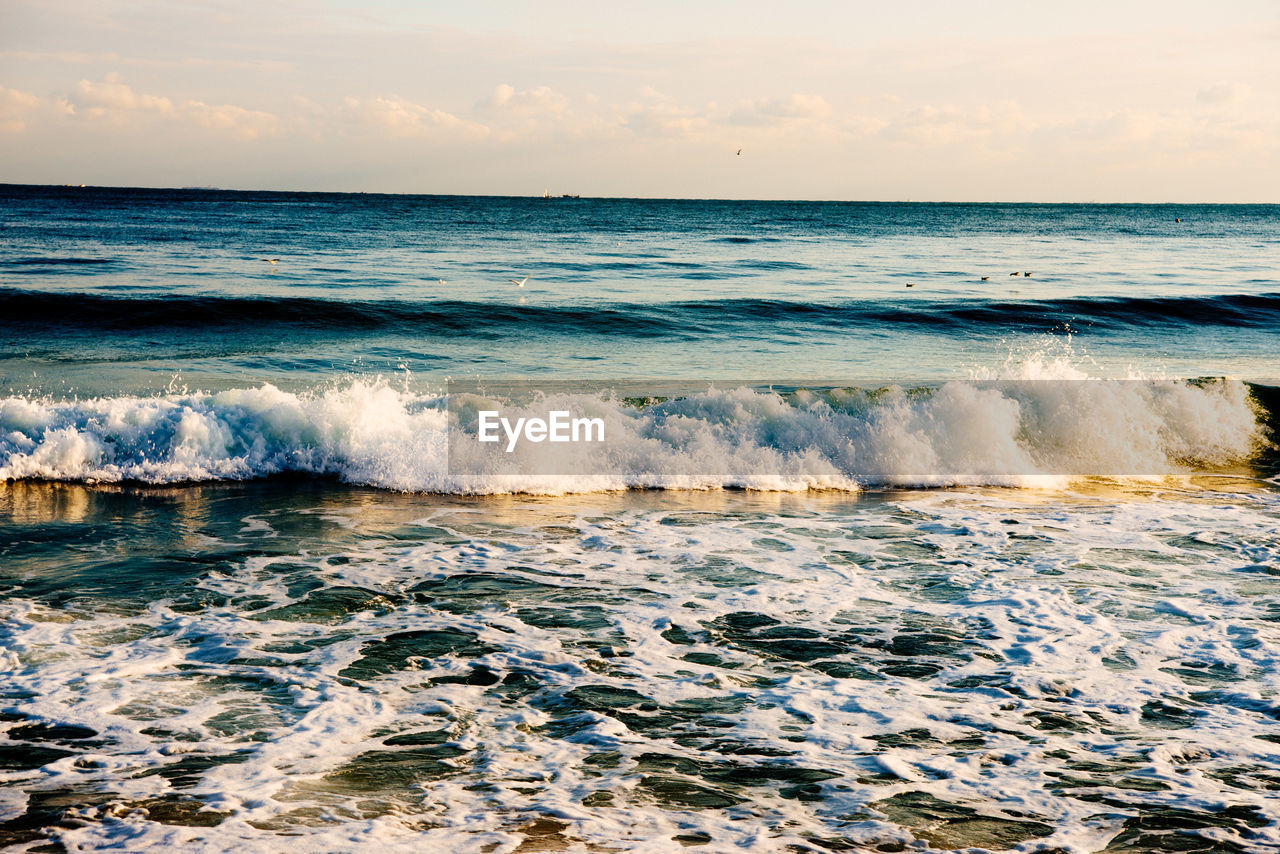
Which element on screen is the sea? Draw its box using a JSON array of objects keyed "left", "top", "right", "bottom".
[{"left": 1, "top": 184, "right": 1278, "bottom": 852}]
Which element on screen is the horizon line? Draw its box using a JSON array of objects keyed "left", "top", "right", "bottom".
[{"left": 1, "top": 181, "right": 1276, "bottom": 206}]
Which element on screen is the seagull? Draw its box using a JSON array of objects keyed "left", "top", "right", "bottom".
[
  {"left": 1023, "top": 272, "right": 1032, "bottom": 277},
  {"left": 980, "top": 276, "right": 990, "bottom": 281},
  {"left": 736, "top": 148, "right": 742, "bottom": 155},
  {"left": 1010, "top": 272, "right": 1020, "bottom": 276},
  {"left": 437, "top": 278, "right": 448, "bottom": 285},
  {"left": 509, "top": 276, "right": 529, "bottom": 288},
  {"left": 261, "top": 258, "right": 278, "bottom": 264}
]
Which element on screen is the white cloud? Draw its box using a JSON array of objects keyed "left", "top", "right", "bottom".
[
  {"left": 3, "top": 0, "right": 1278, "bottom": 198},
  {"left": 184, "top": 101, "right": 279, "bottom": 139},
  {"left": 6, "top": 68, "right": 1274, "bottom": 199},
  {"left": 623, "top": 87, "right": 710, "bottom": 137},
  {"left": 479, "top": 84, "right": 573, "bottom": 137},
  {"left": 487, "top": 83, "right": 515, "bottom": 108},
  {"left": 0, "top": 85, "right": 42, "bottom": 133},
  {"left": 61, "top": 74, "right": 281, "bottom": 138},
  {"left": 72, "top": 72, "right": 173, "bottom": 118},
  {"left": 879, "top": 101, "right": 1031, "bottom": 147},
  {"left": 474, "top": 84, "right": 624, "bottom": 142},
  {"left": 483, "top": 84, "right": 568, "bottom": 116},
  {"left": 340, "top": 96, "right": 488, "bottom": 140}
]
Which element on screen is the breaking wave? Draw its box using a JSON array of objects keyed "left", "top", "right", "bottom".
[{"left": 0, "top": 365, "right": 1271, "bottom": 494}]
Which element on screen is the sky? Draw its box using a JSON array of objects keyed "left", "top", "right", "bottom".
[{"left": 1, "top": 0, "right": 1277, "bottom": 200}]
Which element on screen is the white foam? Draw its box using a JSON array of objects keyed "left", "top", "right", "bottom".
[
  {"left": 6, "top": 488, "right": 1280, "bottom": 851},
  {"left": 0, "top": 368, "right": 1266, "bottom": 494}
]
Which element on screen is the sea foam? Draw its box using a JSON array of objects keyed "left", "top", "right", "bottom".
[{"left": 0, "top": 369, "right": 1267, "bottom": 493}]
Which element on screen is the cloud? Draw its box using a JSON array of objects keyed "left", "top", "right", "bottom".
[
  {"left": 72, "top": 72, "right": 173, "bottom": 118},
  {"left": 878, "top": 101, "right": 1031, "bottom": 147},
  {"left": 0, "top": 85, "right": 42, "bottom": 133},
  {"left": 729, "top": 94, "right": 832, "bottom": 126},
  {"left": 184, "top": 101, "right": 279, "bottom": 139},
  {"left": 62, "top": 73, "right": 280, "bottom": 138},
  {"left": 480, "top": 84, "right": 570, "bottom": 120},
  {"left": 340, "top": 96, "right": 488, "bottom": 140},
  {"left": 0, "top": 50, "right": 98, "bottom": 64},
  {"left": 10, "top": 69, "right": 1274, "bottom": 200},
  {"left": 1196, "top": 81, "right": 1250, "bottom": 106},
  {"left": 623, "top": 86, "right": 710, "bottom": 137},
  {"left": 31, "top": 74, "right": 486, "bottom": 143},
  {"left": 475, "top": 84, "right": 625, "bottom": 142}
]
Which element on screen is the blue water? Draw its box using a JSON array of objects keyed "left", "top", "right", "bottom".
[
  {"left": 4, "top": 184, "right": 1280, "bottom": 852},
  {"left": 3, "top": 185, "right": 1278, "bottom": 395}
]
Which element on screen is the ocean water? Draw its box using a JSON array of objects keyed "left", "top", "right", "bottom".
[{"left": 1, "top": 184, "right": 1279, "bottom": 852}]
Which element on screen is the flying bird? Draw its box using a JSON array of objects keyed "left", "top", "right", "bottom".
[
  {"left": 509, "top": 276, "right": 530, "bottom": 288},
  {"left": 736, "top": 149, "right": 742, "bottom": 156},
  {"left": 261, "top": 258, "right": 278, "bottom": 264}
]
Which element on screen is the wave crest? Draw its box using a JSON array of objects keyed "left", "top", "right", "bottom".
[
  {"left": 0, "top": 370, "right": 1270, "bottom": 494},
  {"left": 4, "top": 290, "right": 1280, "bottom": 339}
]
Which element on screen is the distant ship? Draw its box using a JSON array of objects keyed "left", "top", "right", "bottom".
[{"left": 541, "top": 189, "right": 581, "bottom": 199}]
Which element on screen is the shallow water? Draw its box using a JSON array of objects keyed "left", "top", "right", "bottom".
[{"left": 3, "top": 481, "right": 1280, "bottom": 851}]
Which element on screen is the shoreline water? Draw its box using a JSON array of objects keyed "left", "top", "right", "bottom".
[{"left": 4, "top": 478, "right": 1280, "bottom": 851}]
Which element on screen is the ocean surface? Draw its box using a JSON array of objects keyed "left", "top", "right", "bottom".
[{"left": 2, "top": 184, "right": 1279, "bottom": 852}]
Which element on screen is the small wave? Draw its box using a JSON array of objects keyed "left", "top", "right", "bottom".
[
  {"left": 4, "top": 290, "right": 1279, "bottom": 339},
  {"left": 733, "top": 259, "right": 811, "bottom": 271},
  {"left": 4, "top": 257, "right": 118, "bottom": 267},
  {"left": 0, "top": 371, "right": 1269, "bottom": 494},
  {"left": 0, "top": 290, "right": 692, "bottom": 337}
]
